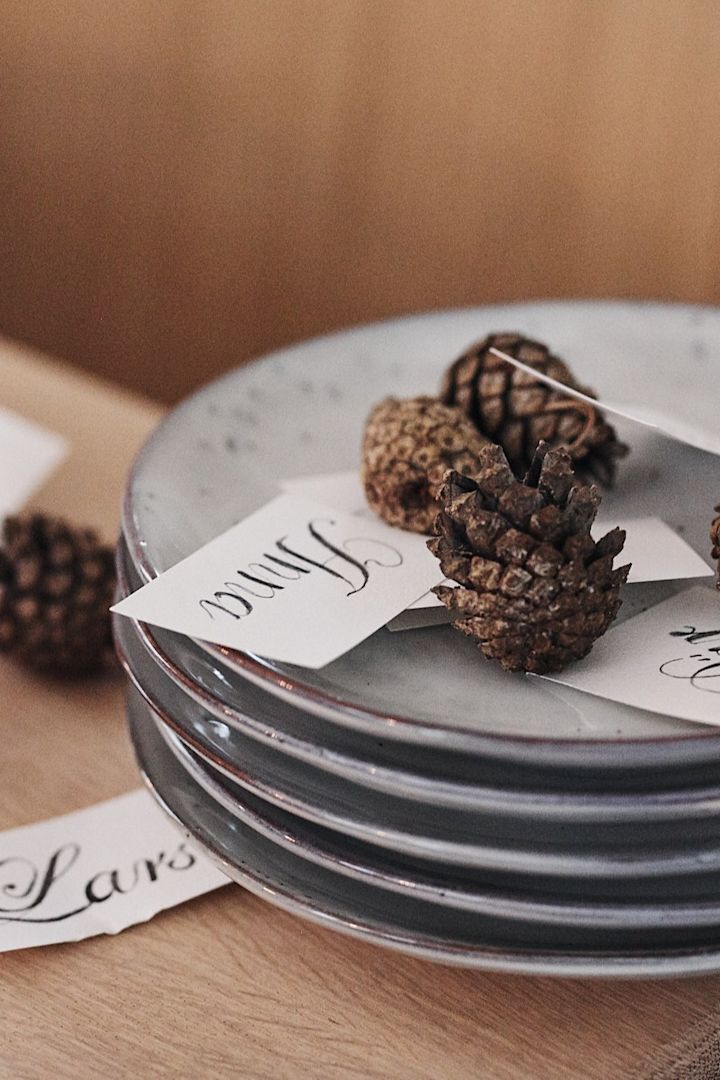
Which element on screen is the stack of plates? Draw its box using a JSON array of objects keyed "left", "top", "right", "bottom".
[{"left": 115, "top": 301, "right": 720, "bottom": 976}]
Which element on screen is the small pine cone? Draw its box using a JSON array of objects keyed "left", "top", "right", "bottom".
[
  {"left": 0, "top": 513, "right": 116, "bottom": 674},
  {"left": 440, "top": 332, "right": 628, "bottom": 486},
  {"left": 712, "top": 505, "right": 720, "bottom": 590},
  {"left": 428, "top": 442, "right": 630, "bottom": 674},
  {"left": 362, "top": 396, "right": 490, "bottom": 533}
]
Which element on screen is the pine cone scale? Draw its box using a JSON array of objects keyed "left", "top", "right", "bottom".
[
  {"left": 362, "top": 397, "right": 490, "bottom": 533},
  {"left": 440, "top": 333, "right": 628, "bottom": 485},
  {"left": 0, "top": 514, "right": 115, "bottom": 674},
  {"left": 430, "top": 442, "right": 629, "bottom": 674}
]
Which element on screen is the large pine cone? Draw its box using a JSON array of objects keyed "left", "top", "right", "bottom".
[
  {"left": 0, "top": 514, "right": 116, "bottom": 674},
  {"left": 712, "top": 505, "right": 720, "bottom": 589},
  {"left": 362, "top": 396, "right": 489, "bottom": 533},
  {"left": 428, "top": 442, "right": 630, "bottom": 674},
  {"left": 440, "top": 332, "right": 627, "bottom": 486}
]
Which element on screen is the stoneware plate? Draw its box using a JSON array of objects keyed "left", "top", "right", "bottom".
[
  {"left": 122, "top": 302, "right": 720, "bottom": 769},
  {"left": 127, "top": 684, "right": 720, "bottom": 977},
  {"left": 115, "top": 543, "right": 720, "bottom": 813},
  {"left": 115, "top": 610, "right": 720, "bottom": 883},
  {"left": 151, "top": 701, "right": 720, "bottom": 940}
]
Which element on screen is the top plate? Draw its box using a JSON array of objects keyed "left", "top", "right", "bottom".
[{"left": 123, "top": 301, "right": 720, "bottom": 758}]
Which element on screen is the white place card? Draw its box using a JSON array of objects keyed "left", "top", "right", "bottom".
[
  {"left": 0, "top": 789, "right": 227, "bottom": 952},
  {"left": 0, "top": 406, "right": 68, "bottom": 517},
  {"left": 539, "top": 585, "right": 720, "bottom": 727},
  {"left": 112, "top": 493, "right": 441, "bottom": 668},
  {"left": 488, "top": 346, "right": 720, "bottom": 458},
  {"left": 281, "top": 473, "right": 712, "bottom": 630}
]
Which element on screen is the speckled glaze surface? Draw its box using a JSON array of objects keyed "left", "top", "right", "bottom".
[
  {"left": 123, "top": 302, "right": 720, "bottom": 761},
  {"left": 128, "top": 686, "right": 720, "bottom": 977}
]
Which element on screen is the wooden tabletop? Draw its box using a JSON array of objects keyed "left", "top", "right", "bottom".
[{"left": 0, "top": 337, "right": 717, "bottom": 1080}]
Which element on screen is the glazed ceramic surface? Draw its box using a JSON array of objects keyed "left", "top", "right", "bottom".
[
  {"left": 115, "top": 610, "right": 720, "bottom": 882},
  {"left": 115, "top": 545, "right": 720, "bottom": 809},
  {"left": 128, "top": 685, "right": 720, "bottom": 977},
  {"left": 152, "top": 705, "right": 720, "bottom": 937},
  {"left": 123, "top": 302, "right": 720, "bottom": 764}
]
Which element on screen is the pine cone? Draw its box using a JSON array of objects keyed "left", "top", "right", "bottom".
[
  {"left": 439, "top": 332, "right": 627, "bottom": 486},
  {"left": 428, "top": 442, "right": 630, "bottom": 674},
  {"left": 0, "top": 514, "right": 116, "bottom": 674},
  {"left": 712, "top": 505, "right": 720, "bottom": 590},
  {"left": 362, "top": 396, "right": 489, "bottom": 533}
]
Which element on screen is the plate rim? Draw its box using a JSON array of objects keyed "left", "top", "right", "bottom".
[
  {"left": 127, "top": 682, "right": 720, "bottom": 979},
  {"left": 116, "top": 623, "right": 720, "bottom": 882},
  {"left": 113, "top": 570, "right": 720, "bottom": 823}
]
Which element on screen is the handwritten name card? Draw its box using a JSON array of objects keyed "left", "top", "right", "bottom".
[
  {"left": 0, "top": 790, "right": 227, "bottom": 952},
  {"left": 112, "top": 494, "right": 440, "bottom": 668},
  {"left": 540, "top": 585, "right": 720, "bottom": 727}
]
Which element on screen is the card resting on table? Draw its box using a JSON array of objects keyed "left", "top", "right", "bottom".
[
  {"left": 112, "top": 493, "right": 440, "bottom": 668},
  {"left": 0, "top": 405, "right": 68, "bottom": 517},
  {"left": 0, "top": 790, "right": 227, "bottom": 952}
]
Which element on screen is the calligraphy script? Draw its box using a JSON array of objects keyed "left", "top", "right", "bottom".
[
  {"left": 661, "top": 624, "right": 720, "bottom": 694},
  {"left": 199, "top": 517, "right": 403, "bottom": 622},
  {"left": 0, "top": 840, "right": 196, "bottom": 926},
  {"left": 112, "top": 493, "right": 442, "bottom": 667}
]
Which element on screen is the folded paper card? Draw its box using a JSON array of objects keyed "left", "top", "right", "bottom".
[
  {"left": 281, "top": 472, "right": 712, "bottom": 630},
  {"left": 0, "top": 789, "right": 227, "bottom": 952},
  {"left": 112, "top": 493, "right": 441, "bottom": 667},
  {"left": 0, "top": 406, "right": 68, "bottom": 518},
  {"left": 488, "top": 347, "right": 720, "bottom": 458},
  {"left": 539, "top": 585, "right": 720, "bottom": 727}
]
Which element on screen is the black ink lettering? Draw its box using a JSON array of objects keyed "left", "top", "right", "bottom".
[
  {"left": 342, "top": 536, "right": 404, "bottom": 570},
  {"left": 669, "top": 625, "right": 720, "bottom": 645},
  {"left": 142, "top": 852, "right": 165, "bottom": 883},
  {"left": 235, "top": 571, "right": 285, "bottom": 596},
  {"left": 200, "top": 516, "right": 403, "bottom": 620},
  {"left": 0, "top": 844, "right": 80, "bottom": 913},
  {"left": 200, "top": 585, "right": 254, "bottom": 620},
  {"left": 306, "top": 520, "right": 370, "bottom": 595},
  {"left": 275, "top": 537, "right": 357, "bottom": 589},
  {"left": 261, "top": 554, "right": 311, "bottom": 579},
  {"left": 660, "top": 625, "right": 720, "bottom": 694},
  {"left": 0, "top": 841, "right": 200, "bottom": 928},
  {"left": 166, "top": 843, "right": 196, "bottom": 871}
]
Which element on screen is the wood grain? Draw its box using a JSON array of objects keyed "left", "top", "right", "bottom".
[
  {"left": 0, "top": 337, "right": 717, "bottom": 1079},
  {"left": 1, "top": 1, "right": 719, "bottom": 403}
]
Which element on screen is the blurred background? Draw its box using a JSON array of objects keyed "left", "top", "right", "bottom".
[{"left": 1, "top": 0, "right": 718, "bottom": 403}]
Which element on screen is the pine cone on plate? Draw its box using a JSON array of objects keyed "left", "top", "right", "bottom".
[
  {"left": 428, "top": 442, "right": 630, "bottom": 674},
  {"left": 439, "top": 332, "right": 627, "bottom": 486},
  {"left": 362, "top": 396, "right": 490, "bottom": 533},
  {"left": 712, "top": 505, "right": 720, "bottom": 589},
  {"left": 0, "top": 514, "right": 116, "bottom": 674}
]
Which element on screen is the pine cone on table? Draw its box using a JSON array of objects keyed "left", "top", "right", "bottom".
[
  {"left": 0, "top": 513, "right": 116, "bottom": 674},
  {"left": 439, "top": 332, "right": 627, "bottom": 486},
  {"left": 712, "top": 505, "right": 720, "bottom": 589},
  {"left": 362, "top": 396, "right": 490, "bottom": 533},
  {"left": 428, "top": 442, "right": 630, "bottom": 674}
]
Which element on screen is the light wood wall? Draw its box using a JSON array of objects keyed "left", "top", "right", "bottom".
[{"left": 2, "top": 1, "right": 719, "bottom": 402}]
